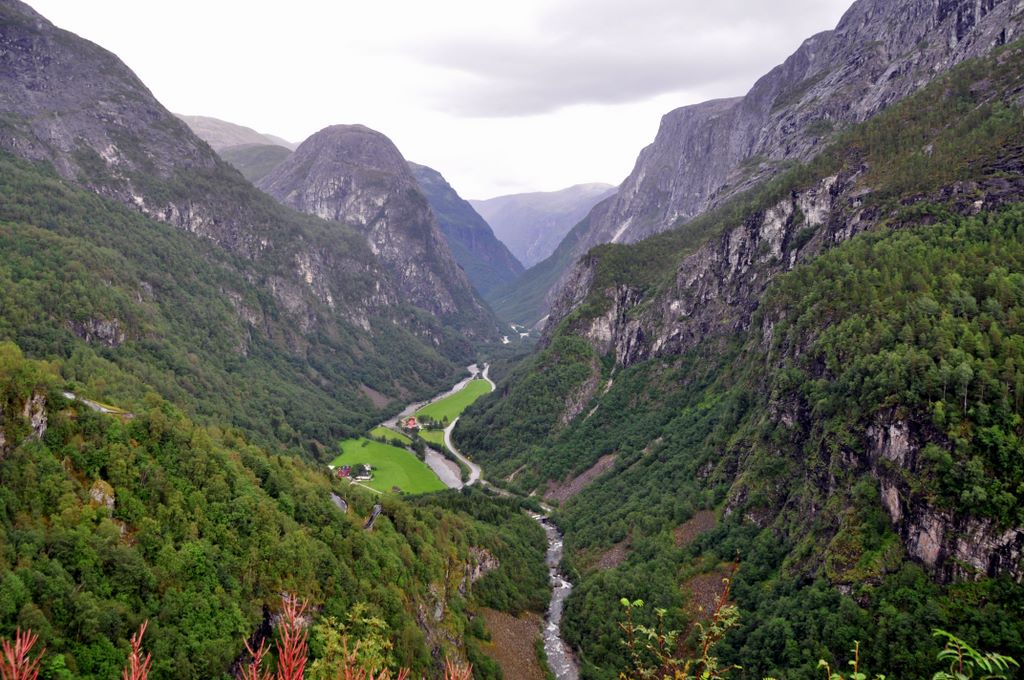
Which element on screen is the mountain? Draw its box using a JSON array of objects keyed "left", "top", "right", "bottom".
[
  {"left": 0, "top": 0, "right": 493, "bottom": 448},
  {"left": 0, "top": 3, "right": 549, "bottom": 675},
  {"left": 179, "top": 114, "right": 294, "bottom": 182},
  {"left": 176, "top": 113, "right": 296, "bottom": 151},
  {"left": 217, "top": 142, "right": 293, "bottom": 183},
  {"left": 409, "top": 162, "right": 524, "bottom": 297},
  {"left": 457, "top": 32, "right": 1024, "bottom": 679},
  {"left": 497, "top": 0, "right": 1024, "bottom": 325},
  {"left": 470, "top": 183, "right": 615, "bottom": 269},
  {"left": 258, "top": 125, "right": 500, "bottom": 337}
]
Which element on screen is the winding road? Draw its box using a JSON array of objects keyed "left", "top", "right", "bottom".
[{"left": 439, "top": 363, "right": 494, "bottom": 487}]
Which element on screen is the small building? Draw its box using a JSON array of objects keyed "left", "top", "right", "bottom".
[
  {"left": 353, "top": 464, "right": 373, "bottom": 481},
  {"left": 336, "top": 465, "right": 352, "bottom": 478},
  {"left": 404, "top": 416, "right": 420, "bottom": 430}
]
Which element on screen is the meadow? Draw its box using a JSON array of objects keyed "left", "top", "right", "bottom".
[
  {"left": 369, "top": 425, "right": 412, "bottom": 446},
  {"left": 419, "top": 428, "right": 446, "bottom": 447},
  {"left": 331, "top": 438, "right": 446, "bottom": 494},
  {"left": 416, "top": 378, "right": 493, "bottom": 422}
]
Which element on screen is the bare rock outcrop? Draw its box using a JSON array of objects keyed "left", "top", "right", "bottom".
[
  {"left": 867, "top": 416, "right": 1024, "bottom": 583},
  {"left": 0, "top": 389, "right": 47, "bottom": 456}
]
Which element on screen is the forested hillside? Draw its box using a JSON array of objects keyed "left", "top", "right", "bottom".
[
  {"left": 0, "top": 0, "right": 502, "bottom": 452},
  {"left": 0, "top": 151, "right": 464, "bottom": 453},
  {"left": 456, "top": 40, "right": 1024, "bottom": 679},
  {"left": 0, "top": 343, "right": 547, "bottom": 678}
]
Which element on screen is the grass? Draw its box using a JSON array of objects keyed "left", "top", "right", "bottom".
[
  {"left": 419, "top": 429, "right": 446, "bottom": 447},
  {"left": 416, "top": 379, "right": 493, "bottom": 422},
  {"left": 369, "top": 426, "right": 412, "bottom": 446},
  {"left": 331, "top": 438, "right": 446, "bottom": 495}
]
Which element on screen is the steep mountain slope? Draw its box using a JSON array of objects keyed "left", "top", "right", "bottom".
[
  {"left": 258, "top": 125, "right": 500, "bottom": 337},
  {"left": 0, "top": 0, "right": 489, "bottom": 447},
  {"left": 470, "top": 183, "right": 615, "bottom": 269},
  {"left": 0, "top": 149, "right": 458, "bottom": 450},
  {"left": 177, "top": 113, "right": 296, "bottom": 150},
  {"left": 0, "top": 344, "right": 547, "bottom": 679},
  {"left": 409, "top": 162, "right": 523, "bottom": 297},
  {"left": 500, "top": 0, "right": 1024, "bottom": 324},
  {"left": 457, "top": 40, "right": 1024, "bottom": 678},
  {"left": 218, "top": 142, "right": 293, "bottom": 183}
]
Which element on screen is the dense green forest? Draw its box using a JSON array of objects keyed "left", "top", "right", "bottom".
[
  {"left": 0, "top": 151, "right": 472, "bottom": 455},
  {"left": 457, "top": 42, "right": 1024, "bottom": 679},
  {"left": 0, "top": 342, "right": 547, "bottom": 679},
  {"left": 553, "top": 209, "right": 1024, "bottom": 679}
]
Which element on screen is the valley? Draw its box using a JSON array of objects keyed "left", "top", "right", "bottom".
[
  {"left": 338, "top": 364, "right": 582, "bottom": 679},
  {"left": 1, "top": 0, "right": 1024, "bottom": 677}
]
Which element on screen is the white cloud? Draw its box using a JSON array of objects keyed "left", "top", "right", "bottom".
[
  {"left": 410, "top": 0, "right": 853, "bottom": 116},
  {"left": 26, "top": 0, "right": 853, "bottom": 197}
]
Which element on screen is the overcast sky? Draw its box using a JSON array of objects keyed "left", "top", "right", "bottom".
[{"left": 29, "top": 0, "right": 853, "bottom": 198}]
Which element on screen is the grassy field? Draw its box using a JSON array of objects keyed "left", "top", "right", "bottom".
[
  {"left": 331, "top": 438, "right": 446, "bottom": 495},
  {"left": 416, "top": 379, "right": 493, "bottom": 422},
  {"left": 369, "top": 426, "right": 412, "bottom": 446},
  {"left": 419, "top": 428, "right": 446, "bottom": 447}
]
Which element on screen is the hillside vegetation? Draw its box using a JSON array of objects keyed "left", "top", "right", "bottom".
[
  {"left": 0, "top": 151, "right": 469, "bottom": 455},
  {"left": 0, "top": 343, "right": 547, "bottom": 679},
  {"left": 456, "top": 41, "right": 1024, "bottom": 679}
]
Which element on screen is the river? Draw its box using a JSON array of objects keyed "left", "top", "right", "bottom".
[
  {"left": 377, "top": 363, "right": 581, "bottom": 680},
  {"left": 532, "top": 512, "right": 581, "bottom": 680}
]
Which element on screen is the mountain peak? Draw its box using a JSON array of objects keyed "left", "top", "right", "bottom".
[
  {"left": 259, "top": 123, "right": 499, "bottom": 334},
  {"left": 282, "top": 124, "right": 416, "bottom": 184}
]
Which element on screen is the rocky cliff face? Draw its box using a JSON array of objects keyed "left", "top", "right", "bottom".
[
  {"left": 0, "top": 389, "right": 46, "bottom": 457},
  {"left": 470, "top": 183, "right": 616, "bottom": 269},
  {"left": 258, "top": 126, "right": 499, "bottom": 336},
  {"left": 866, "top": 414, "right": 1024, "bottom": 583},
  {"left": 556, "top": 155, "right": 1024, "bottom": 370},
  {"left": 552, "top": 170, "right": 863, "bottom": 366},
  {"left": 534, "top": 0, "right": 1023, "bottom": 317},
  {"left": 408, "top": 162, "right": 523, "bottom": 297}
]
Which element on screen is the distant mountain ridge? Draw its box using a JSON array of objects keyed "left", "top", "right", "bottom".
[
  {"left": 217, "top": 142, "right": 293, "bottom": 183},
  {"left": 177, "top": 113, "right": 296, "bottom": 151},
  {"left": 409, "top": 162, "right": 524, "bottom": 297},
  {"left": 470, "top": 183, "right": 616, "bottom": 269},
  {"left": 499, "top": 0, "right": 1024, "bottom": 324}
]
